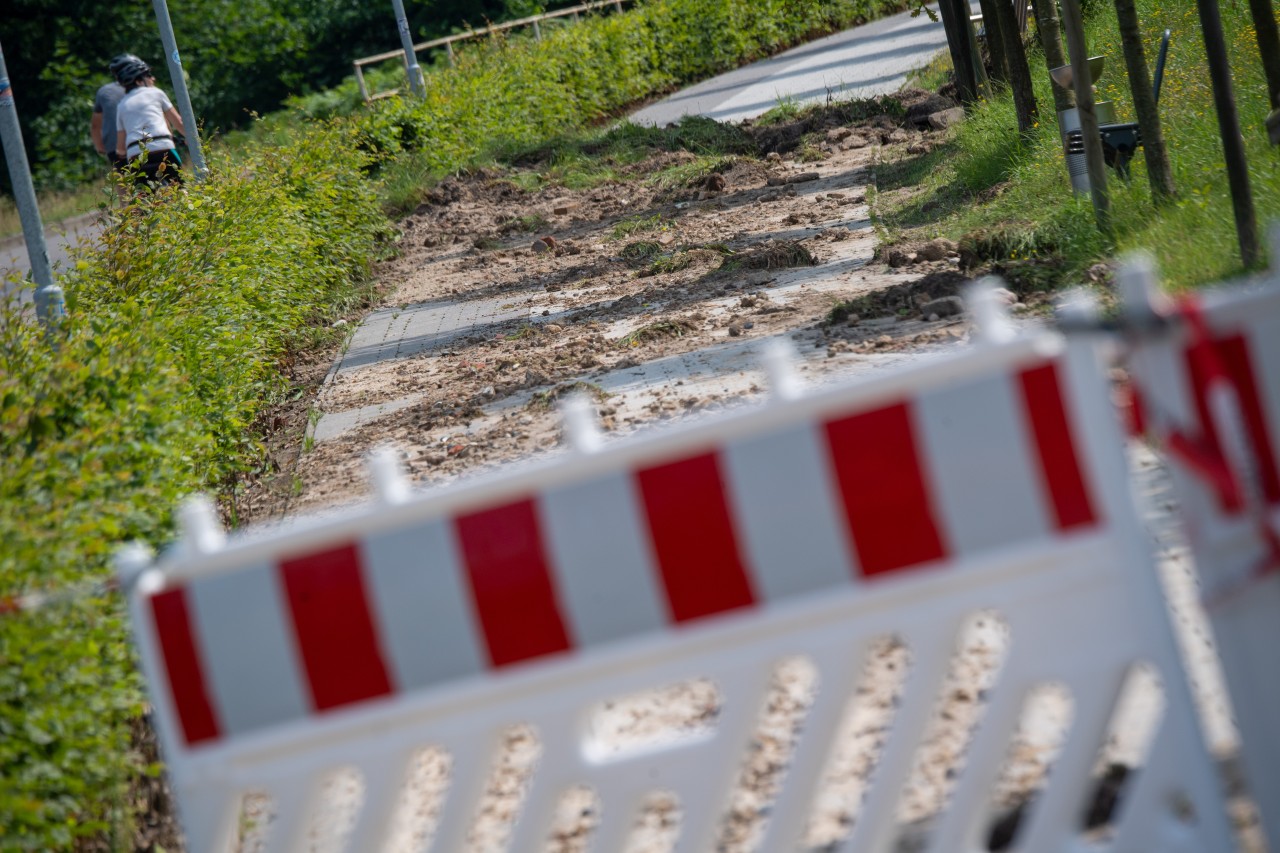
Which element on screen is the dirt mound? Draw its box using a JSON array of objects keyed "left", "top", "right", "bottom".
[{"left": 829, "top": 270, "right": 971, "bottom": 322}]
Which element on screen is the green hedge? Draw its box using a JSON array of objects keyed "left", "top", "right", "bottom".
[
  {"left": 346, "top": 0, "right": 903, "bottom": 173},
  {"left": 1, "top": 0, "right": 904, "bottom": 846},
  {"left": 0, "top": 121, "right": 386, "bottom": 849}
]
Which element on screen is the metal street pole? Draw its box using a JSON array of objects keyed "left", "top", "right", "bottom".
[
  {"left": 151, "top": 0, "right": 207, "bottom": 179},
  {"left": 391, "top": 0, "right": 427, "bottom": 97},
  {"left": 1197, "top": 0, "right": 1259, "bottom": 267},
  {"left": 0, "top": 40, "right": 63, "bottom": 324}
]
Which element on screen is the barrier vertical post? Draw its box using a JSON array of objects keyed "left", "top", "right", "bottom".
[
  {"left": 151, "top": 0, "right": 207, "bottom": 180},
  {"left": 1119, "top": 250, "right": 1280, "bottom": 848}
]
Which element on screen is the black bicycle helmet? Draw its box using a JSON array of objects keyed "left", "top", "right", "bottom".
[
  {"left": 108, "top": 53, "right": 144, "bottom": 76},
  {"left": 114, "top": 58, "right": 152, "bottom": 86}
]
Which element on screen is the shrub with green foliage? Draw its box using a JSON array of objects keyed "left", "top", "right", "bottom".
[
  {"left": 346, "top": 0, "right": 902, "bottom": 190},
  {"left": 0, "top": 120, "right": 386, "bottom": 849},
  {"left": 2, "top": 0, "right": 913, "bottom": 846}
]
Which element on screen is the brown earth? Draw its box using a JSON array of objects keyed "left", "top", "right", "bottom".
[
  {"left": 209, "top": 90, "right": 1257, "bottom": 853},
  {"left": 235, "top": 89, "right": 980, "bottom": 527}
]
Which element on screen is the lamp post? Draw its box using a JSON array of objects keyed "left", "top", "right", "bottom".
[
  {"left": 0, "top": 39, "right": 63, "bottom": 326},
  {"left": 391, "top": 0, "right": 427, "bottom": 98},
  {"left": 151, "top": 0, "right": 207, "bottom": 179}
]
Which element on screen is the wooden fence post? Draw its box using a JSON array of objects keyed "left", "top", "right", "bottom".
[
  {"left": 1060, "top": 0, "right": 1111, "bottom": 236},
  {"left": 1197, "top": 0, "right": 1260, "bottom": 267}
]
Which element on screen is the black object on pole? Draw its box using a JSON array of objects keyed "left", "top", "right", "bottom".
[
  {"left": 151, "top": 0, "right": 207, "bottom": 179},
  {"left": 1059, "top": 0, "right": 1111, "bottom": 236},
  {"left": 1197, "top": 0, "right": 1260, "bottom": 267}
]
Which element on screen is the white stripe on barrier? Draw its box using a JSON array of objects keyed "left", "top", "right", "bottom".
[
  {"left": 539, "top": 472, "right": 668, "bottom": 647},
  {"left": 722, "top": 422, "right": 856, "bottom": 599},
  {"left": 915, "top": 371, "right": 1053, "bottom": 557},
  {"left": 189, "top": 562, "right": 309, "bottom": 735},
  {"left": 362, "top": 522, "right": 486, "bottom": 692}
]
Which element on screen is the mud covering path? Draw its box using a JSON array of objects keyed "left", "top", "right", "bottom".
[{"left": 230, "top": 93, "right": 1258, "bottom": 852}]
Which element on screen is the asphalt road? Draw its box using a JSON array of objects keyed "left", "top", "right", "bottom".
[
  {"left": 0, "top": 210, "right": 102, "bottom": 306},
  {"left": 630, "top": 3, "right": 969, "bottom": 126}
]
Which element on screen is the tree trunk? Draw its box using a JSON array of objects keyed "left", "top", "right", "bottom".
[
  {"left": 1246, "top": 0, "right": 1280, "bottom": 109},
  {"left": 995, "top": 0, "right": 1039, "bottom": 133},
  {"left": 1061, "top": 0, "right": 1112, "bottom": 236},
  {"left": 1032, "top": 0, "right": 1074, "bottom": 113},
  {"left": 939, "top": 0, "right": 980, "bottom": 104},
  {"left": 1197, "top": 0, "right": 1260, "bottom": 266},
  {"left": 977, "top": 0, "right": 1010, "bottom": 83},
  {"left": 1114, "top": 0, "right": 1175, "bottom": 200}
]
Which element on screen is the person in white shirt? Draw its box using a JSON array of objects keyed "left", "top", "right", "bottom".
[{"left": 113, "top": 58, "right": 187, "bottom": 188}]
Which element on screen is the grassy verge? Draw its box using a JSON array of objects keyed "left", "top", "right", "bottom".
[
  {"left": 873, "top": 0, "right": 1279, "bottom": 292},
  {"left": 0, "top": 183, "right": 112, "bottom": 240}
]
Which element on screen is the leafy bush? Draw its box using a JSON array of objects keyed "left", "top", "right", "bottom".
[
  {"left": 3, "top": 0, "right": 911, "bottom": 846},
  {"left": 348, "top": 0, "right": 904, "bottom": 180},
  {"left": 0, "top": 120, "right": 386, "bottom": 850}
]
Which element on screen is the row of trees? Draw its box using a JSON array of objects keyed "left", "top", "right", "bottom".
[{"left": 3, "top": 0, "right": 551, "bottom": 191}]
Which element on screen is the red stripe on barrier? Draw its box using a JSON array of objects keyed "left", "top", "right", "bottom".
[
  {"left": 824, "top": 402, "right": 948, "bottom": 576},
  {"left": 455, "top": 500, "right": 572, "bottom": 667},
  {"left": 149, "top": 588, "right": 221, "bottom": 746},
  {"left": 1018, "top": 363, "right": 1097, "bottom": 531},
  {"left": 1187, "top": 334, "right": 1280, "bottom": 506},
  {"left": 635, "top": 452, "right": 756, "bottom": 622},
  {"left": 280, "top": 545, "right": 393, "bottom": 711}
]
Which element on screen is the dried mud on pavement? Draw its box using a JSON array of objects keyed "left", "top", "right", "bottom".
[
  {"left": 229, "top": 90, "right": 1257, "bottom": 852},
  {"left": 243, "top": 90, "right": 987, "bottom": 524}
]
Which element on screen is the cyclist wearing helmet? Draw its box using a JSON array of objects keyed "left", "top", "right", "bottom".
[
  {"left": 90, "top": 54, "right": 136, "bottom": 169},
  {"left": 113, "top": 58, "right": 187, "bottom": 187}
]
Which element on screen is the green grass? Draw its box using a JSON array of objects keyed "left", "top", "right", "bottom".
[
  {"left": 0, "top": 182, "right": 111, "bottom": 239},
  {"left": 609, "top": 213, "right": 670, "bottom": 240},
  {"left": 648, "top": 154, "right": 740, "bottom": 191},
  {"left": 527, "top": 380, "right": 610, "bottom": 410},
  {"left": 757, "top": 94, "right": 803, "bottom": 125},
  {"left": 875, "top": 0, "right": 1280, "bottom": 290},
  {"left": 618, "top": 319, "right": 695, "bottom": 346}
]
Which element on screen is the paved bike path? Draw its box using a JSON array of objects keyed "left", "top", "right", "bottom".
[{"left": 631, "top": 3, "right": 973, "bottom": 127}]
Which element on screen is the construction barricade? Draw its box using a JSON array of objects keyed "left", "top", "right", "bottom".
[
  {"left": 1121, "top": 245, "right": 1280, "bottom": 851},
  {"left": 119, "top": 286, "right": 1239, "bottom": 852}
]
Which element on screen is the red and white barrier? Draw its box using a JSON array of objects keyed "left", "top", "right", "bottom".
[
  {"left": 1122, "top": 247, "right": 1280, "bottom": 849},
  {"left": 120, "top": 285, "right": 1236, "bottom": 852}
]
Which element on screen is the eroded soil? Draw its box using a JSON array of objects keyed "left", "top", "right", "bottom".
[{"left": 222, "top": 90, "right": 1256, "bottom": 852}]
